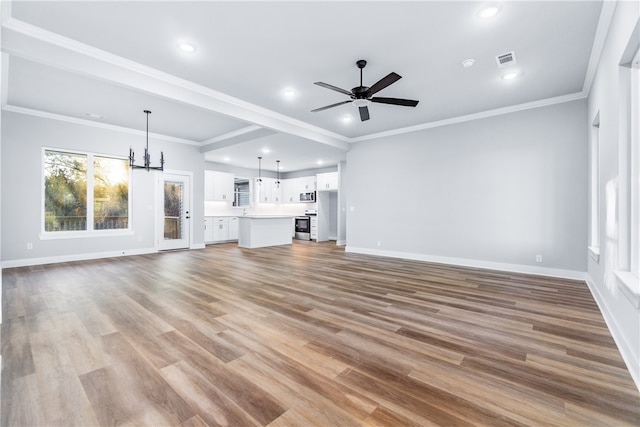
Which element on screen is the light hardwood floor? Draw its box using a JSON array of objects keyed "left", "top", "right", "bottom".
[{"left": 2, "top": 241, "right": 639, "bottom": 426}]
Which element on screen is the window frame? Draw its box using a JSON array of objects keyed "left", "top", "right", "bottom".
[
  {"left": 589, "top": 112, "right": 601, "bottom": 262},
  {"left": 629, "top": 47, "right": 639, "bottom": 279},
  {"left": 40, "top": 147, "right": 133, "bottom": 240},
  {"left": 614, "top": 43, "right": 640, "bottom": 306}
]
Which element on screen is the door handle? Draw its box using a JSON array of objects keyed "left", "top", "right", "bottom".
[{"left": 186, "top": 211, "right": 190, "bottom": 219}]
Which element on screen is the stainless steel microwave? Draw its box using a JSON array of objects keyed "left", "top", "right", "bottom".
[{"left": 299, "top": 191, "right": 316, "bottom": 203}]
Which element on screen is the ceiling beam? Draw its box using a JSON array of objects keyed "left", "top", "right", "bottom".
[
  {"left": 199, "top": 125, "right": 276, "bottom": 152},
  {"left": 1, "top": 17, "right": 351, "bottom": 151}
]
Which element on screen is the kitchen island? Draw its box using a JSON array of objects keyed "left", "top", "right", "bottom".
[{"left": 237, "top": 215, "right": 294, "bottom": 248}]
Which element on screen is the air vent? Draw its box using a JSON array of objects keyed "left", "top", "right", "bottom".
[{"left": 496, "top": 51, "right": 516, "bottom": 68}]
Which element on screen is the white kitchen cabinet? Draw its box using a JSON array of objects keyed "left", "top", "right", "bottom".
[
  {"left": 206, "top": 217, "right": 238, "bottom": 242},
  {"left": 255, "top": 177, "right": 282, "bottom": 203},
  {"left": 316, "top": 172, "right": 338, "bottom": 191},
  {"left": 255, "top": 175, "right": 317, "bottom": 203},
  {"left": 272, "top": 180, "right": 283, "bottom": 203},
  {"left": 212, "top": 217, "right": 229, "bottom": 241},
  {"left": 282, "top": 176, "right": 316, "bottom": 203},
  {"left": 204, "top": 217, "right": 214, "bottom": 242},
  {"left": 281, "top": 179, "right": 297, "bottom": 203},
  {"left": 299, "top": 176, "right": 316, "bottom": 191},
  {"left": 228, "top": 217, "right": 239, "bottom": 240},
  {"left": 310, "top": 216, "right": 318, "bottom": 240},
  {"left": 255, "top": 177, "right": 271, "bottom": 203},
  {"left": 205, "top": 171, "right": 235, "bottom": 202}
]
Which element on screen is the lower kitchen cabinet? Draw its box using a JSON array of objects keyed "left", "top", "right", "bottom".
[
  {"left": 310, "top": 216, "right": 318, "bottom": 240},
  {"left": 204, "top": 217, "right": 214, "bottom": 242},
  {"left": 228, "top": 216, "right": 239, "bottom": 240},
  {"left": 212, "top": 218, "right": 228, "bottom": 241},
  {"left": 205, "top": 216, "right": 239, "bottom": 243}
]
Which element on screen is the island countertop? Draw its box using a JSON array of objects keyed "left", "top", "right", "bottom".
[{"left": 237, "top": 216, "right": 294, "bottom": 248}]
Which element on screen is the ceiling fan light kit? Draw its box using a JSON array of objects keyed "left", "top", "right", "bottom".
[{"left": 312, "top": 59, "right": 419, "bottom": 122}]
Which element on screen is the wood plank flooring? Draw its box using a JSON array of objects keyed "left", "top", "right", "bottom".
[{"left": 2, "top": 241, "right": 639, "bottom": 426}]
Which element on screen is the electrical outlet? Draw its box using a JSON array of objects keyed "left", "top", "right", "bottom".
[
  {"left": 536, "top": 255, "right": 543, "bottom": 263},
  {"left": 27, "top": 243, "right": 33, "bottom": 250}
]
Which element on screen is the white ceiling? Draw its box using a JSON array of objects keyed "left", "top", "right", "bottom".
[{"left": 2, "top": 1, "right": 604, "bottom": 172}]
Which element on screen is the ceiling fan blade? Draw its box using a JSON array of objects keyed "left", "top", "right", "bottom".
[
  {"left": 359, "top": 106, "right": 370, "bottom": 121},
  {"left": 367, "top": 72, "right": 402, "bottom": 96},
  {"left": 371, "top": 97, "right": 419, "bottom": 107},
  {"left": 314, "top": 82, "right": 353, "bottom": 96},
  {"left": 311, "top": 100, "right": 352, "bottom": 112}
]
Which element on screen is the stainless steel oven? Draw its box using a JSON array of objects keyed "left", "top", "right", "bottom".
[{"left": 294, "top": 216, "right": 311, "bottom": 240}]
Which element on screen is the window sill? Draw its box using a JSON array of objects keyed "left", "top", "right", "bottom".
[
  {"left": 39, "top": 229, "right": 134, "bottom": 240},
  {"left": 615, "top": 271, "right": 640, "bottom": 310},
  {"left": 588, "top": 246, "right": 600, "bottom": 262}
]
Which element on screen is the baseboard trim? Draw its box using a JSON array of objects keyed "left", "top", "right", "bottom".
[
  {"left": 1, "top": 247, "right": 158, "bottom": 268},
  {"left": 585, "top": 274, "right": 640, "bottom": 392},
  {"left": 344, "top": 246, "right": 587, "bottom": 281}
]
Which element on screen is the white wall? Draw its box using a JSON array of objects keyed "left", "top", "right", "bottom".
[
  {"left": 586, "top": 1, "right": 640, "bottom": 390},
  {"left": 1, "top": 112, "right": 205, "bottom": 265},
  {"left": 346, "top": 99, "right": 588, "bottom": 276}
]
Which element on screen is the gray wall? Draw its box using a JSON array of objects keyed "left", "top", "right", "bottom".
[
  {"left": 1, "top": 112, "right": 205, "bottom": 264},
  {"left": 346, "top": 99, "right": 588, "bottom": 273}
]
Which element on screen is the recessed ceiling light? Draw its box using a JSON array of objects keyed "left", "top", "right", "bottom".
[
  {"left": 317, "top": 160, "right": 324, "bottom": 165},
  {"left": 262, "top": 147, "right": 271, "bottom": 154},
  {"left": 462, "top": 58, "right": 475, "bottom": 68},
  {"left": 282, "top": 88, "right": 296, "bottom": 97},
  {"left": 85, "top": 112, "right": 103, "bottom": 119},
  {"left": 478, "top": 4, "right": 501, "bottom": 18},
  {"left": 177, "top": 42, "right": 196, "bottom": 53},
  {"left": 502, "top": 71, "right": 519, "bottom": 80},
  {"left": 223, "top": 156, "right": 231, "bottom": 162}
]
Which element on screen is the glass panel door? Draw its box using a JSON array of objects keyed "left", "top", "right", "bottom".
[{"left": 159, "top": 173, "right": 190, "bottom": 250}]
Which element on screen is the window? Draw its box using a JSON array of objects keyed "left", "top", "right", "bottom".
[
  {"left": 615, "top": 43, "right": 639, "bottom": 304},
  {"left": 43, "top": 149, "right": 130, "bottom": 234},
  {"left": 233, "top": 177, "right": 251, "bottom": 207}
]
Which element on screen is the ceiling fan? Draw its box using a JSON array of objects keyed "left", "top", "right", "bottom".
[{"left": 312, "top": 59, "right": 419, "bottom": 121}]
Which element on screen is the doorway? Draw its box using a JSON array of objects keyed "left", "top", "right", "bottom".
[{"left": 158, "top": 173, "right": 191, "bottom": 250}]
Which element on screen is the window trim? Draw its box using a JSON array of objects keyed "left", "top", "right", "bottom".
[
  {"left": 589, "top": 112, "right": 600, "bottom": 262},
  {"left": 614, "top": 43, "right": 640, "bottom": 306},
  {"left": 40, "top": 147, "right": 133, "bottom": 239}
]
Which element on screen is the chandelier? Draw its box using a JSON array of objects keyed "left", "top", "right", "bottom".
[{"left": 129, "top": 110, "right": 164, "bottom": 171}]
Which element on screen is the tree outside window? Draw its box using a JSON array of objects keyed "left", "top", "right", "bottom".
[{"left": 44, "top": 149, "right": 129, "bottom": 233}]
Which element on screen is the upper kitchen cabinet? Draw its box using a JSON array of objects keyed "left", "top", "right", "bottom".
[
  {"left": 282, "top": 179, "right": 299, "bottom": 203},
  {"left": 205, "top": 171, "right": 234, "bottom": 202},
  {"left": 299, "top": 176, "right": 317, "bottom": 192},
  {"left": 255, "top": 177, "right": 278, "bottom": 203},
  {"left": 316, "top": 172, "right": 338, "bottom": 191}
]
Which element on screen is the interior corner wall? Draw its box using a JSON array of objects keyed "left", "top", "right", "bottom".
[
  {"left": 586, "top": 1, "right": 640, "bottom": 390},
  {"left": 1, "top": 111, "right": 205, "bottom": 266},
  {"left": 345, "top": 99, "right": 588, "bottom": 275}
]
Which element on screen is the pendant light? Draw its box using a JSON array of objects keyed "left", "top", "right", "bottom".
[
  {"left": 276, "top": 160, "right": 281, "bottom": 188},
  {"left": 257, "top": 156, "right": 263, "bottom": 185},
  {"left": 129, "top": 110, "right": 164, "bottom": 171}
]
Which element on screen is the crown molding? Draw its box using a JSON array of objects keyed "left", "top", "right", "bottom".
[
  {"left": 2, "top": 104, "right": 200, "bottom": 145},
  {"left": 350, "top": 92, "right": 588, "bottom": 143}
]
